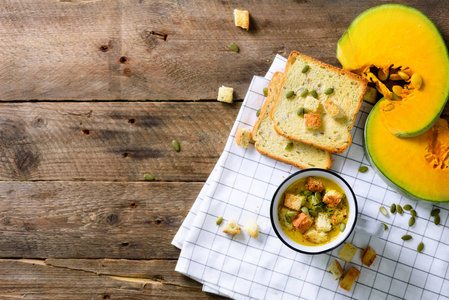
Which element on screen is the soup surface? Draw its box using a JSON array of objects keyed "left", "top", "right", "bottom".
[{"left": 278, "top": 176, "right": 349, "bottom": 246}]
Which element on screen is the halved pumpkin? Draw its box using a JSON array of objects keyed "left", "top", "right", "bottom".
[
  {"left": 337, "top": 4, "right": 449, "bottom": 137},
  {"left": 365, "top": 100, "right": 449, "bottom": 202}
]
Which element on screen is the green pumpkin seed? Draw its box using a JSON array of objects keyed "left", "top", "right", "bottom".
[
  {"left": 397, "top": 204, "right": 403, "bottom": 215},
  {"left": 301, "top": 207, "right": 309, "bottom": 214},
  {"left": 144, "top": 173, "right": 155, "bottom": 181},
  {"left": 303, "top": 190, "right": 312, "bottom": 197},
  {"left": 285, "top": 215, "right": 292, "bottom": 223},
  {"left": 401, "top": 234, "right": 412, "bottom": 241},
  {"left": 411, "top": 209, "right": 417, "bottom": 217},
  {"left": 315, "top": 191, "right": 322, "bottom": 202},
  {"left": 285, "top": 142, "right": 293, "bottom": 150},
  {"left": 417, "top": 242, "right": 424, "bottom": 252},
  {"left": 287, "top": 211, "right": 297, "bottom": 217},
  {"left": 256, "top": 108, "right": 261, "bottom": 117},
  {"left": 230, "top": 42, "right": 239, "bottom": 52},
  {"left": 379, "top": 206, "right": 388, "bottom": 216},
  {"left": 434, "top": 215, "right": 441, "bottom": 225},
  {"left": 297, "top": 107, "right": 305, "bottom": 116},
  {"left": 324, "top": 88, "right": 334, "bottom": 95},
  {"left": 309, "top": 210, "right": 317, "bottom": 217},
  {"left": 300, "top": 89, "right": 309, "bottom": 97},
  {"left": 431, "top": 209, "right": 440, "bottom": 217},
  {"left": 403, "top": 204, "right": 412, "bottom": 211},
  {"left": 172, "top": 140, "right": 181, "bottom": 152},
  {"left": 340, "top": 223, "right": 346, "bottom": 232},
  {"left": 302, "top": 65, "right": 310, "bottom": 73},
  {"left": 409, "top": 217, "right": 415, "bottom": 227},
  {"left": 358, "top": 166, "right": 369, "bottom": 173},
  {"left": 310, "top": 90, "right": 318, "bottom": 98},
  {"left": 263, "top": 87, "right": 268, "bottom": 96},
  {"left": 216, "top": 217, "right": 223, "bottom": 225},
  {"left": 315, "top": 207, "right": 323, "bottom": 213},
  {"left": 390, "top": 204, "right": 397, "bottom": 214},
  {"left": 286, "top": 91, "right": 295, "bottom": 98},
  {"left": 381, "top": 222, "right": 388, "bottom": 230}
]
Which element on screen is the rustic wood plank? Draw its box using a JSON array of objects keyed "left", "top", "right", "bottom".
[
  {"left": 1, "top": 1, "right": 448, "bottom": 100},
  {"left": 0, "top": 259, "right": 224, "bottom": 299},
  {"left": 0, "top": 181, "right": 202, "bottom": 259},
  {"left": 0, "top": 102, "right": 239, "bottom": 181}
]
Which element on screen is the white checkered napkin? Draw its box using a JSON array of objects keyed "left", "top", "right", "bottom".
[{"left": 173, "top": 55, "right": 449, "bottom": 300}]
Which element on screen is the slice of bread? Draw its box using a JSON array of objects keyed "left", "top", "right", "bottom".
[
  {"left": 252, "top": 72, "right": 332, "bottom": 169},
  {"left": 271, "top": 51, "right": 368, "bottom": 153}
]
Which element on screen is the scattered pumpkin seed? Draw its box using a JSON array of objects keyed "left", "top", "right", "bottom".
[
  {"left": 409, "top": 217, "right": 415, "bottom": 227},
  {"left": 379, "top": 206, "right": 388, "bottom": 216},
  {"left": 434, "top": 215, "right": 441, "bottom": 225},
  {"left": 378, "top": 69, "right": 389, "bottom": 81},
  {"left": 286, "top": 91, "right": 295, "bottom": 98},
  {"left": 384, "top": 104, "right": 394, "bottom": 111},
  {"left": 392, "top": 85, "right": 403, "bottom": 96},
  {"left": 315, "top": 191, "right": 322, "bottom": 201},
  {"left": 300, "top": 89, "right": 309, "bottom": 97},
  {"left": 398, "top": 71, "right": 410, "bottom": 81},
  {"left": 256, "top": 108, "right": 261, "bottom": 117},
  {"left": 411, "top": 73, "right": 422, "bottom": 89},
  {"left": 302, "top": 65, "right": 310, "bottom": 73},
  {"left": 144, "top": 173, "right": 155, "bottom": 181},
  {"left": 390, "top": 204, "right": 397, "bottom": 214},
  {"left": 397, "top": 204, "right": 403, "bottom": 215},
  {"left": 389, "top": 74, "right": 402, "bottom": 81},
  {"left": 285, "top": 142, "right": 293, "bottom": 150},
  {"left": 417, "top": 242, "right": 424, "bottom": 252},
  {"left": 172, "top": 140, "right": 181, "bottom": 152},
  {"left": 285, "top": 215, "right": 292, "bottom": 223},
  {"left": 381, "top": 222, "right": 388, "bottom": 230},
  {"left": 216, "top": 217, "right": 223, "bottom": 225},
  {"left": 263, "top": 87, "right": 268, "bottom": 96},
  {"left": 358, "top": 166, "right": 369, "bottom": 173},
  {"left": 340, "top": 223, "right": 346, "bottom": 231},
  {"left": 301, "top": 207, "right": 309, "bottom": 214},
  {"left": 324, "top": 88, "right": 334, "bottom": 95},
  {"left": 401, "top": 234, "right": 412, "bottom": 241},
  {"left": 309, "top": 210, "right": 318, "bottom": 217},
  {"left": 431, "top": 209, "right": 440, "bottom": 217},
  {"left": 297, "top": 107, "right": 305, "bottom": 116},
  {"left": 287, "top": 211, "right": 297, "bottom": 218},
  {"left": 411, "top": 209, "right": 417, "bottom": 217},
  {"left": 310, "top": 90, "right": 318, "bottom": 98},
  {"left": 403, "top": 204, "right": 412, "bottom": 211},
  {"left": 230, "top": 42, "right": 239, "bottom": 52}
]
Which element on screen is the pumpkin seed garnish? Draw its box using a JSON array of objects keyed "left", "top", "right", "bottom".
[
  {"left": 390, "top": 204, "right": 397, "bottom": 214},
  {"left": 409, "top": 217, "right": 415, "bottom": 227},
  {"left": 340, "top": 223, "right": 346, "bottom": 232},
  {"left": 401, "top": 234, "right": 412, "bottom": 241},
  {"left": 144, "top": 173, "right": 155, "bottom": 181},
  {"left": 310, "top": 90, "right": 318, "bottom": 98},
  {"left": 263, "top": 87, "right": 268, "bottom": 96},
  {"left": 287, "top": 211, "right": 297, "bottom": 217},
  {"left": 256, "top": 108, "right": 261, "bottom": 117},
  {"left": 230, "top": 42, "right": 239, "bottom": 52},
  {"left": 358, "top": 166, "right": 369, "bottom": 173},
  {"left": 324, "top": 88, "right": 334, "bottom": 95},
  {"left": 302, "top": 65, "right": 310, "bottom": 73},
  {"left": 397, "top": 204, "right": 404, "bottom": 215},
  {"left": 285, "top": 142, "right": 293, "bottom": 150},
  {"left": 300, "top": 89, "right": 309, "bottom": 97},
  {"left": 309, "top": 210, "right": 318, "bottom": 217},
  {"left": 286, "top": 91, "right": 295, "bottom": 98},
  {"left": 315, "top": 191, "right": 322, "bottom": 201},
  {"left": 410, "top": 209, "right": 417, "bottom": 217},
  {"left": 216, "top": 217, "right": 223, "bottom": 225},
  {"left": 285, "top": 215, "right": 292, "bottom": 223},
  {"left": 431, "top": 209, "right": 440, "bottom": 217},
  {"left": 297, "top": 107, "right": 305, "bottom": 116},
  {"left": 381, "top": 222, "right": 388, "bottom": 230},
  {"left": 417, "top": 242, "right": 424, "bottom": 253},
  {"left": 403, "top": 204, "right": 412, "bottom": 211},
  {"left": 172, "top": 140, "right": 181, "bottom": 152},
  {"left": 301, "top": 207, "right": 309, "bottom": 214},
  {"left": 434, "top": 215, "right": 441, "bottom": 225},
  {"left": 379, "top": 206, "right": 388, "bottom": 216}
]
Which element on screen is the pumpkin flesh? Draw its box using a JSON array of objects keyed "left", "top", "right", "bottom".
[{"left": 337, "top": 4, "right": 449, "bottom": 137}]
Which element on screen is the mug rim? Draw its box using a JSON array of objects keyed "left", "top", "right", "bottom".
[{"left": 270, "top": 168, "right": 358, "bottom": 255}]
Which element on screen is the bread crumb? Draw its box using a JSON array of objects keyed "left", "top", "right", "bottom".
[
  {"left": 324, "top": 99, "right": 342, "bottom": 118},
  {"left": 304, "top": 113, "right": 321, "bottom": 129},
  {"left": 305, "top": 177, "right": 324, "bottom": 192},
  {"left": 235, "top": 128, "right": 251, "bottom": 148},
  {"left": 244, "top": 219, "right": 259, "bottom": 238},
  {"left": 284, "top": 193, "right": 304, "bottom": 211},
  {"left": 304, "top": 96, "right": 320, "bottom": 113},
  {"left": 315, "top": 213, "right": 332, "bottom": 232},
  {"left": 303, "top": 227, "right": 329, "bottom": 244},
  {"left": 223, "top": 219, "right": 241, "bottom": 235},
  {"left": 217, "top": 86, "right": 233, "bottom": 103},
  {"left": 327, "top": 259, "right": 343, "bottom": 280},
  {"left": 323, "top": 190, "right": 343, "bottom": 208},
  {"left": 339, "top": 243, "right": 358, "bottom": 262},
  {"left": 361, "top": 246, "right": 377, "bottom": 267},
  {"left": 339, "top": 267, "right": 360, "bottom": 291},
  {"left": 234, "top": 9, "right": 249, "bottom": 30}
]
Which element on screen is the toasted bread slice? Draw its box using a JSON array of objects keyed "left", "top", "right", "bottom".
[
  {"left": 271, "top": 51, "right": 368, "bottom": 153},
  {"left": 252, "top": 72, "right": 332, "bottom": 169}
]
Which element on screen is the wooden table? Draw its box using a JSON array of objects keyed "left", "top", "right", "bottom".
[{"left": 0, "top": 1, "right": 447, "bottom": 298}]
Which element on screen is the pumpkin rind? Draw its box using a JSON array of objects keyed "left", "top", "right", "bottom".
[
  {"left": 365, "top": 101, "right": 449, "bottom": 202},
  {"left": 337, "top": 4, "right": 449, "bottom": 137}
]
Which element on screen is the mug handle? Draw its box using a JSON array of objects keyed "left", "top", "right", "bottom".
[{"left": 354, "top": 217, "right": 384, "bottom": 237}]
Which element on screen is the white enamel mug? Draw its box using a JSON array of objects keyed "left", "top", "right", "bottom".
[{"left": 270, "top": 168, "right": 384, "bottom": 254}]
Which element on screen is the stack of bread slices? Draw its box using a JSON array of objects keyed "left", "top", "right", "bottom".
[{"left": 252, "top": 51, "right": 368, "bottom": 169}]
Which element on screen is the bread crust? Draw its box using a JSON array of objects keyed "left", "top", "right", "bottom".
[{"left": 270, "top": 51, "right": 368, "bottom": 153}]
